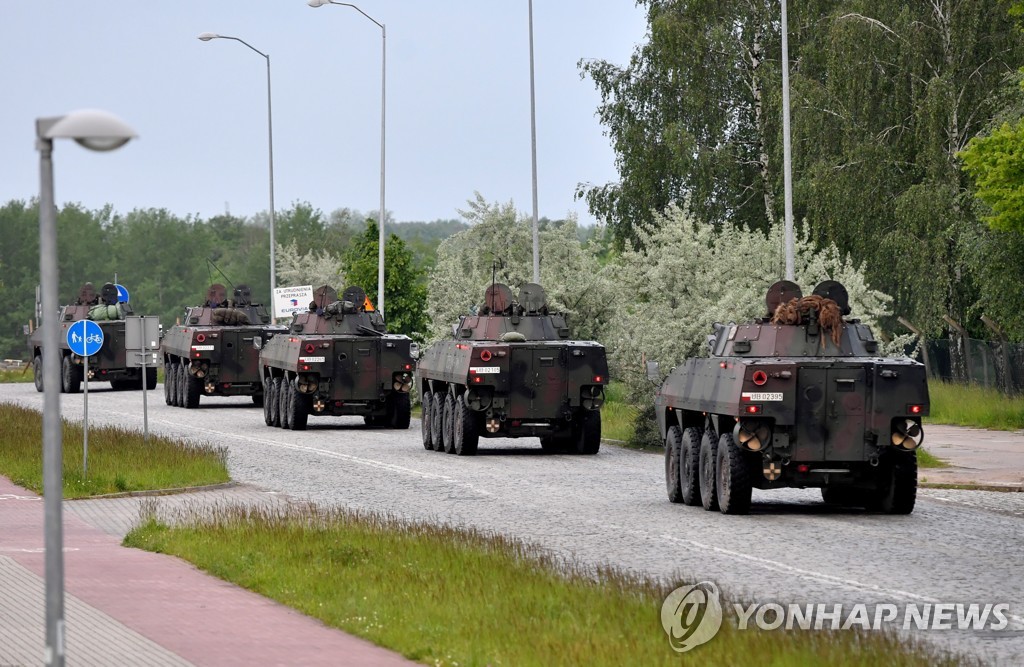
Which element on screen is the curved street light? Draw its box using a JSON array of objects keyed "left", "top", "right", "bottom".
[
  {"left": 307, "top": 0, "right": 388, "bottom": 318},
  {"left": 198, "top": 32, "right": 279, "bottom": 321},
  {"left": 36, "top": 108, "right": 136, "bottom": 667}
]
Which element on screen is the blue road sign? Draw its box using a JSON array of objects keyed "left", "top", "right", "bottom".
[
  {"left": 66, "top": 320, "right": 104, "bottom": 357},
  {"left": 115, "top": 284, "right": 130, "bottom": 303}
]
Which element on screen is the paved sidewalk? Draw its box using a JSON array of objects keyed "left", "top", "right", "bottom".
[
  {"left": 920, "top": 424, "right": 1024, "bottom": 489},
  {"left": 0, "top": 477, "right": 414, "bottom": 667}
]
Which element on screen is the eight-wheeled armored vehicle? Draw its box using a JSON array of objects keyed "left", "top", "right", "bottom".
[
  {"left": 161, "top": 284, "right": 286, "bottom": 408},
  {"left": 416, "top": 282, "right": 609, "bottom": 456},
  {"left": 258, "top": 285, "right": 415, "bottom": 430},
  {"left": 28, "top": 282, "right": 156, "bottom": 392},
  {"left": 655, "top": 280, "right": 929, "bottom": 515}
]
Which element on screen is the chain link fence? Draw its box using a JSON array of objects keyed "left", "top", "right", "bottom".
[{"left": 919, "top": 337, "right": 1024, "bottom": 395}]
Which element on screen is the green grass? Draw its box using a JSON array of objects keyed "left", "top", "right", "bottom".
[
  {"left": 0, "top": 366, "right": 33, "bottom": 383},
  {"left": 927, "top": 381, "right": 1024, "bottom": 431},
  {"left": 124, "top": 503, "right": 962, "bottom": 667},
  {"left": 916, "top": 447, "right": 949, "bottom": 469},
  {"left": 601, "top": 382, "right": 638, "bottom": 442},
  {"left": 0, "top": 402, "right": 229, "bottom": 498}
]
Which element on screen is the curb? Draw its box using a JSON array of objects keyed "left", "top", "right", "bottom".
[
  {"left": 920, "top": 482, "right": 1024, "bottom": 493},
  {"left": 66, "top": 481, "right": 240, "bottom": 501}
]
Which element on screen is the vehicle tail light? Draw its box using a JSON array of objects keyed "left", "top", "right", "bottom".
[
  {"left": 480, "top": 349, "right": 492, "bottom": 362},
  {"left": 752, "top": 370, "right": 768, "bottom": 386},
  {"left": 593, "top": 375, "right": 604, "bottom": 383},
  {"left": 744, "top": 404, "right": 762, "bottom": 414},
  {"left": 196, "top": 333, "right": 206, "bottom": 343},
  {"left": 908, "top": 404, "right": 923, "bottom": 415},
  {"left": 305, "top": 343, "right": 316, "bottom": 354}
]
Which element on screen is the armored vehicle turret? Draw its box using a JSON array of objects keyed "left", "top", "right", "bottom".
[
  {"left": 258, "top": 285, "right": 415, "bottom": 430},
  {"left": 28, "top": 282, "right": 157, "bottom": 392},
  {"left": 161, "top": 284, "right": 287, "bottom": 408},
  {"left": 655, "top": 280, "right": 929, "bottom": 515},
  {"left": 416, "top": 282, "right": 609, "bottom": 456}
]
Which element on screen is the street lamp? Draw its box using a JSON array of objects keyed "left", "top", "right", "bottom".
[
  {"left": 307, "top": 0, "right": 388, "bottom": 318},
  {"left": 780, "top": 0, "right": 795, "bottom": 280},
  {"left": 198, "top": 32, "right": 279, "bottom": 321},
  {"left": 528, "top": 0, "right": 540, "bottom": 283},
  {"left": 36, "top": 109, "right": 136, "bottom": 667}
]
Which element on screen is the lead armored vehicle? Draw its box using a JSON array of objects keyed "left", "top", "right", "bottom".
[
  {"left": 161, "top": 284, "right": 286, "bottom": 408},
  {"left": 655, "top": 280, "right": 929, "bottom": 515},
  {"left": 29, "top": 282, "right": 156, "bottom": 392},
  {"left": 258, "top": 285, "right": 415, "bottom": 430},
  {"left": 417, "top": 282, "right": 609, "bottom": 456}
]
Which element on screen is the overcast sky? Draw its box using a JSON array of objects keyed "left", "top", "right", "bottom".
[{"left": 1, "top": 2, "right": 647, "bottom": 226}]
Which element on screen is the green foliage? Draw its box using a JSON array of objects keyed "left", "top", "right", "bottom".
[
  {"left": 343, "top": 221, "right": 428, "bottom": 341},
  {"left": 124, "top": 502, "right": 955, "bottom": 667},
  {"left": 960, "top": 120, "right": 1024, "bottom": 232},
  {"left": 927, "top": 380, "right": 1024, "bottom": 430}
]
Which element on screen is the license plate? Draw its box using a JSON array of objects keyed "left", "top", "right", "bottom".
[
  {"left": 470, "top": 366, "right": 500, "bottom": 374},
  {"left": 742, "top": 392, "right": 783, "bottom": 401}
]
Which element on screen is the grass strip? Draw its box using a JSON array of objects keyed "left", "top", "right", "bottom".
[
  {"left": 124, "top": 503, "right": 965, "bottom": 667},
  {"left": 0, "top": 402, "right": 229, "bottom": 498},
  {"left": 927, "top": 381, "right": 1024, "bottom": 431},
  {"left": 0, "top": 367, "right": 33, "bottom": 383}
]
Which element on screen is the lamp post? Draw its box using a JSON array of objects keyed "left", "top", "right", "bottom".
[
  {"left": 780, "top": 0, "right": 795, "bottom": 280},
  {"left": 307, "top": 0, "right": 387, "bottom": 318},
  {"left": 36, "top": 109, "right": 136, "bottom": 667},
  {"left": 528, "top": 0, "right": 540, "bottom": 283},
  {"left": 198, "top": 32, "right": 278, "bottom": 321}
]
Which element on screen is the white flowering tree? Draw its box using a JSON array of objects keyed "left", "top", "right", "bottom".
[
  {"left": 426, "top": 194, "right": 615, "bottom": 342},
  {"left": 610, "top": 204, "right": 909, "bottom": 397},
  {"left": 275, "top": 240, "right": 344, "bottom": 290}
]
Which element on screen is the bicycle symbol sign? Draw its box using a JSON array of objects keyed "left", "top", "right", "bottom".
[{"left": 66, "top": 320, "right": 104, "bottom": 357}]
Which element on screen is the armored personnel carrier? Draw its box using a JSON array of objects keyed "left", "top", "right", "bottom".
[
  {"left": 258, "top": 285, "right": 415, "bottom": 430},
  {"left": 161, "top": 284, "right": 286, "bottom": 409},
  {"left": 28, "top": 282, "right": 156, "bottom": 393},
  {"left": 417, "top": 282, "right": 608, "bottom": 456},
  {"left": 654, "top": 280, "right": 929, "bottom": 515}
]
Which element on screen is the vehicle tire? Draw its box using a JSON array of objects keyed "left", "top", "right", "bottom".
[
  {"left": 263, "top": 377, "right": 274, "bottom": 426},
  {"left": 716, "top": 433, "right": 752, "bottom": 515},
  {"left": 388, "top": 393, "right": 412, "bottom": 430},
  {"left": 421, "top": 391, "right": 435, "bottom": 450},
  {"left": 870, "top": 452, "right": 917, "bottom": 515},
  {"left": 290, "top": 389, "right": 310, "bottom": 431},
  {"left": 169, "top": 364, "right": 180, "bottom": 406},
  {"left": 665, "top": 425, "right": 684, "bottom": 503},
  {"left": 33, "top": 355, "right": 44, "bottom": 393},
  {"left": 62, "top": 355, "right": 81, "bottom": 394},
  {"left": 430, "top": 392, "right": 444, "bottom": 452},
  {"left": 442, "top": 392, "right": 456, "bottom": 454},
  {"left": 163, "top": 363, "right": 173, "bottom": 405},
  {"left": 679, "top": 427, "right": 703, "bottom": 507},
  {"left": 453, "top": 395, "right": 479, "bottom": 456},
  {"left": 177, "top": 363, "right": 188, "bottom": 404},
  {"left": 278, "top": 378, "right": 291, "bottom": 429},
  {"left": 572, "top": 410, "right": 601, "bottom": 455},
  {"left": 183, "top": 372, "right": 202, "bottom": 409},
  {"left": 699, "top": 429, "right": 720, "bottom": 512},
  {"left": 252, "top": 392, "right": 264, "bottom": 408},
  {"left": 145, "top": 366, "right": 158, "bottom": 391},
  {"left": 269, "top": 377, "right": 282, "bottom": 427}
]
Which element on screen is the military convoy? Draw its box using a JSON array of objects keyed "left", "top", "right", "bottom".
[
  {"left": 28, "top": 282, "right": 156, "bottom": 393},
  {"left": 258, "top": 285, "right": 415, "bottom": 430},
  {"left": 654, "top": 280, "right": 929, "bottom": 515},
  {"left": 416, "top": 282, "right": 609, "bottom": 456},
  {"left": 161, "top": 284, "right": 286, "bottom": 409}
]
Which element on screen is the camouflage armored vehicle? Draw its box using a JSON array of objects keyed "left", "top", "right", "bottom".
[
  {"left": 258, "top": 285, "right": 415, "bottom": 430},
  {"left": 161, "top": 284, "right": 286, "bottom": 408},
  {"left": 28, "top": 282, "right": 157, "bottom": 392},
  {"left": 655, "top": 280, "right": 929, "bottom": 515},
  {"left": 417, "top": 282, "right": 608, "bottom": 456}
]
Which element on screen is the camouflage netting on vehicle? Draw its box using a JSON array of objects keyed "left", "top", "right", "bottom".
[
  {"left": 88, "top": 304, "right": 123, "bottom": 321},
  {"left": 771, "top": 295, "right": 844, "bottom": 347},
  {"left": 212, "top": 308, "right": 251, "bottom": 326}
]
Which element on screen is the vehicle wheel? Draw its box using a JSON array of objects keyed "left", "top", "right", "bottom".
[
  {"left": 33, "top": 355, "right": 44, "bottom": 393},
  {"left": 252, "top": 392, "right": 264, "bottom": 408},
  {"left": 870, "top": 452, "right": 917, "bottom": 514},
  {"left": 290, "top": 388, "right": 310, "bottom": 431},
  {"left": 430, "top": 392, "right": 444, "bottom": 452},
  {"left": 268, "top": 377, "right": 282, "bottom": 427},
  {"left": 163, "top": 363, "right": 173, "bottom": 405},
  {"left": 699, "top": 429, "right": 720, "bottom": 512},
  {"left": 665, "top": 425, "right": 683, "bottom": 503},
  {"left": 183, "top": 372, "right": 202, "bottom": 409},
  {"left": 716, "top": 433, "right": 752, "bottom": 515},
  {"left": 263, "top": 377, "right": 274, "bottom": 425},
  {"left": 176, "top": 363, "right": 188, "bottom": 405},
  {"left": 62, "top": 355, "right": 81, "bottom": 394},
  {"left": 421, "top": 391, "right": 435, "bottom": 450},
  {"left": 145, "top": 366, "right": 158, "bottom": 391},
  {"left": 388, "top": 393, "right": 412, "bottom": 430},
  {"left": 679, "top": 427, "right": 703, "bottom": 506},
  {"left": 442, "top": 392, "right": 456, "bottom": 454},
  {"left": 278, "top": 379, "right": 290, "bottom": 430},
  {"left": 453, "top": 395, "right": 479, "bottom": 456},
  {"left": 572, "top": 410, "right": 601, "bottom": 455}
]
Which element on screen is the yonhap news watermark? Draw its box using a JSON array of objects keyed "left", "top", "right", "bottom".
[{"left": 661, "top": 582, "right": 1016, "bottom": 654}]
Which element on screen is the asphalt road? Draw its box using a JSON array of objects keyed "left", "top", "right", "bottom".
[{"left": 4, "top": 382, "right": 1022, "bottom": 665}]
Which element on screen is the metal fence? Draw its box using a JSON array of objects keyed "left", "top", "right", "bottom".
[{"left": 919, "top": 337, "right": 1024, "bottom": 395}]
